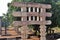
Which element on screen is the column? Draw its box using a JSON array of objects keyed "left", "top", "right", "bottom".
[
  {"left": 40, "top": 17, "right": 43, "bottom": 21},
  {"left": 37, "top": 16, "right": 39, "bottom": 21},
  {"left": 21, "top": 8, "right": 23, "bottom": 12},
  {"left": 40, "top": 25, "right": 46, "bottom": 40},
  {"left": 40, "top": 8, "right": 46, "bottom": 40},
  {"left": 37, "top": 8, "right": 39, "bottom": 12},
  {"left": 41, "top": 8, "right": 46, "bottom": 13},
  {"left": 29, "top": 16, "right": 31, "bottom": 21},
  {"left": 21, "top": 17, "right": 23, "bottom": 21},
  {"left": 22, "top": 16, "right": 27, "bottom": 21},
  {"left": 29, "top": 7, "right": 31, "bottom": 12},
  {"left": 33, "top": 7, "right": 35, "bottom": 12},
  {"left": 21, "top": 7, "right": 26, "bottom": 12},
  {"left": 33, "top": 16, "right": 35, "bottom": 21},
  {"left": 21, "top": 25, "right": 28, "bottom": 40}
]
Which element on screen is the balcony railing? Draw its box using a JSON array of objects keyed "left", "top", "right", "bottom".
[
  {"left": 11, "top": 2, "right": 51, "bottom": 9},
  {"left": 12, "top": 11, "right": 52, "bottom": 17}
]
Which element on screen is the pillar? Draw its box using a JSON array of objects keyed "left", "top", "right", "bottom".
[
  {"left": 37, "top": 16, "right": 39, "bottom": 21},
  {"left": 40, "top": 8, "right": 46, "bottom": 40},
  {"left": 21, "top": 7, "right": 26, "bottom": 12},
  {"left": 29, "top": 16, "right": 31, "bottom": 21},
  {"left": 33, "top": 7, "right": 35, "bottom": 12},
  {"left": 21, "top": 25, "right": 28, "bottom": 40},
  {"left": 21, "top": 17, "right": 23, "bottom": 21},
  {"left": 41, "top": 8, "right": 46, "bottom": 13},
  {"left": 40, "top": 25, "right": 46, "bottom": 40},
  {"left": 29, "top": 7, "right": 31, "bottom": 12},
  {"left": 37, "top": 8, "right": 39, "bottom": 12},
  {"left": 40, "top": 17, "right": 43, "bottom": 21},
  {"left": 22, "top": 16, "right": 27, "bottom": 21},
  {"left": 21, "top": 8, "right": 23, "bottom": 12},
  {"left": 33, "top": 16, "right": 35, "bottom": 21}
]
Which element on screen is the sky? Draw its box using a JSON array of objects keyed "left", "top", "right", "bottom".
[{"left": 0, "top": 0, "right": 12, "bottom": 16}]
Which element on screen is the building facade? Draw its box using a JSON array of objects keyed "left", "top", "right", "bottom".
[{"left": 11, "top": 2, "right": 52, "bottom": 40}]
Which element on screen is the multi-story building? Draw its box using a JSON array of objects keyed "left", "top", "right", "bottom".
[{"left": 11, "top": 2, "right": 52, "bottom": 40}]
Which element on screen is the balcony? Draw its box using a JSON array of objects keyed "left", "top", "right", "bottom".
[
  {"left": 11, "top": 2, "right": 51, "bottom": 9},
  {"left": 12, "top": 12, "right": 41, "bottom": 17},
  {"left": 12, "top": 12, "right": 27, "bottom": 17},
  {"left": 13, "top": 20, "right": 51, "bottom": 26},
  {"left": 12, "top": 11, "right": 52, "bottom": 17},
  {"left": 13, "top": 21, "right": 48, "bottom": 26},
  {"left": 13, "top": 21, "right": 41, "bottom": 26}
]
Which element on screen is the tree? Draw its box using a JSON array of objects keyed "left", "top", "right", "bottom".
[{"left": 2, "top": 13, "right": 8, "bottom": 35}]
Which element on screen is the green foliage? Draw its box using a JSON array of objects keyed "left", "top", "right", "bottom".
[
  {"left": 51, "top": 1, "right": 60, "bottom": 27},
  {"left": 12, "top": 0, "right": 45, "bottom": 3},
  {"left": 12, "top": 0, "right": 22, "bottom": 2},
  {"left": 28, "top": 25, "right": 34, "bottom": 29},
  {"left": 2, "top": 13, "right": 9, "bottom": 27}
]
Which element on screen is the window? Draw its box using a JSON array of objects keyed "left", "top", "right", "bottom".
[
  {"left": 27, "top": 16, "right": 34, "bottom": 21},
  {"left": 31, "top": 7, "right": 33, "bottom": 12},
  {"left": 26, "top": 7, "right": 29, "bottom": 12},
  {"left": 14, "top": 17, "right": 21, "bottom": 21},
  {"left": 35, "top": 7, "right": 37, "bottom": 12},
  {"left": 46, "top": 17, "right": 51, "bottom": 20},
  {"left": 16, "top": 7, "right": 21, "bottom": 12},
  {"left": 31, "top": 16, "right": 33, "bottom": 20},
  {"left": 46, "top": 9, "right": 50, "bottom": 12},
  {"left": 27, "top": 16, "right": 29, "bottom": 21},
  {"left": 35, "top": 16, "right": 37, "bottom": 21},
  {"left": 39, "top": 17, "right": 40, "bottom": 21},
  {"left": 39, "top": 8, "right": 41, "bottom": 13}
]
